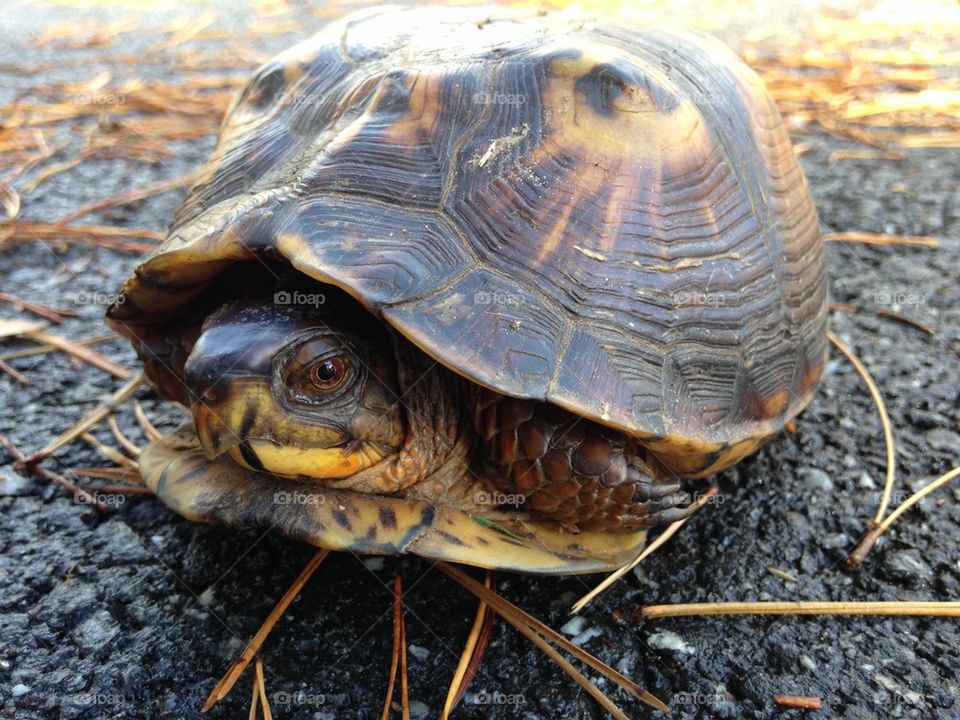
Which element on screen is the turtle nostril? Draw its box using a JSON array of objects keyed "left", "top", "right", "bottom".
[{"left": 190, "top": 378, "right": 227, "bottom": 406}]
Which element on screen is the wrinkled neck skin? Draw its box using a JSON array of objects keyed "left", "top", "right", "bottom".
[{"left": 320, "top": 330, "right": 484, "bottom": 508}]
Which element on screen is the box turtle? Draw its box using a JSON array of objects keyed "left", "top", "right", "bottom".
[{"left": 107, "top": 6, "right": 827, "bottom": 574}]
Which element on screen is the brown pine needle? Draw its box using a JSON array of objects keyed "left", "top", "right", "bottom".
[
  {"left": 636, "top": 600, "right": 960, "bottom": 621},
  {"left": 452, "top": 585, "right": 632, "bottom": 720},
  {"left": 80, "top": 432, "right": 138, "bottom": 469},
  {"left": 26, "top": 330, "right": 132, "bottom": 379},
  {"left": 134, "top": 401, "right": 163, "bottom": 442},
  {"left": 437, "top": 563, "right": 669, "bottom": 714},
  {"left": 774, "top": 695, "right": 822, "bottom": 710},
  {"left": 65, "top": 465, "right": 142, "bottom": 482},
  {"left": 0, "top": 434, "right": 108, "bottom": 513},
  {"left": 381, "top": 574, "right": 403, "bottom": 720},
  {"left": 0, "top": 291, "right": 77, "bottom": 323},
  {"left": 441, "top": 572, "right": 494, "bottom": 720},
  {"left": 31, "top": 373, "right": 142, "bottom": 462},
  {"left": 399, "top": 582, "right": 409, "bottom": 720},
  {"left": 60, "top": 174, "right": 193, "bottom": 223},
  {"left": 822, "top": 231, "right": 939, "bottom": 248},
  {"left": 0, "top": 332, "right": 116, "bottom": 361},
  {"left": 2, "top": 221, "right": 163, "bottom": 250},
  {"left": 247, "top": 665, "right": 259, "bottom": 720},
  {"left": 828, "top": 332, "right": 896, "bottom": 527},
  {"left": 875, "top": 309, "right": 935, "bottom": 335},
  {"left": 254, "top": 657, "right": 272, "bottom": 720},
  {"left": 827, "top": 148, "right": 906, "bottom": 165},
  {"left": 21, "top": 157, "right": 84, "bottom": 193},
  {"left": 572, "top": 487, "right": 718, "bottom": 614},
  {"left": 107, "top": 415, "right": 142, "bottom": 457},
  {"left": 849, "top": 464, "right": 960, "bottom": 566},
  {"left": 0, "top": 318, "right": 48, "bottom": 339},
  {"left": 0, "top": 357, "right": 29, "bottom": 385},
  {"left": 202, "top": 548, "right": 330, "bottom": 713},
  {"left": 77, "top": 482, "right": 153, "bottom": 495},
  {"left": 829, "top": 302, "right": 858, "bottom": 313}
]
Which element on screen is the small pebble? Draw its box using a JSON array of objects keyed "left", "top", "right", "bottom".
[
  {"left": 409, "top": 700, "right": 430, "bottom": 719},
  {"left": 12, "top": 684, "right": 30, "bottom": 698},
  {"left": 647, "top": 630, "right": 695, "bottom": 655},
  {"left": 560, "top": 617, "right": 586, "bottom": 636},
  {"left": 798, "top": 467, "right": 834, "bottom": 493},
  {"left": 570, "top": 626, "right": 603, "bottom": 646},
  {"left": 925, "top": 428, "right": 960, "bottom": 455},
  {"left": 0, "top": 472, "right": 30, "bottom": 496},
  {"left": 884, "top": 550, "right": 932, "bottom": 580},
  {"left": 362, "top": 557, "right": 385, "bottom": 572},
  {"left": 407, "top": 644, "right": 429, "bottom": 662}
]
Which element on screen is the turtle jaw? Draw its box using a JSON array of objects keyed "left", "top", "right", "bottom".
[{"left": 189, "top": 379, "right": 389, "bottom": 480}]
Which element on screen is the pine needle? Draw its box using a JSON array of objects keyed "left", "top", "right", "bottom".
[
  {"left": 60, "top": 174, "right": 193, "bottom": 223},
  {"left": 849, "top": 464, "right": 960, "bottom": 566},
  {"left": 1, "top": 433, "right": 108, "bottom": 512},
  {"left": 26, "top": 329, "right": 133, "bottom": 379},
  {"left": 80, "top": 431, "right": 138, "bottom": 469},
  {"left": 381, "top": 574, "right": 405, "bottom": 720},
  {"left": 133, "top": 400, "right": 163, "bottom": 441},
  {"left": 823, "top": 231, "right": 939, "bottom": 248},
  {"left": 254, "top": 657, "right": 272, "bottom": 720},
  {"left": 0, "top": 358, "right": 29, "bottom": 385},
  {"left": 827, "top": 332, "right": 897, "bottom": 527},
  {"left": 441, "top": 571, "right": 494, "bottom": 719},
  {"left": 635, "top": 600, "right": 960, "bottom": 621},
  {"left": 31, "top": 373, "right": 142, "bottom": 462},
  {"left": 107, "top": 415, "right": 142, "bottom": 457},
  {"left": 202, "top": 548, "right": 330, "bottom": 712},
  {"left": 572, "top": 487, "right": 717, "bottom": 613},
  {"left": 774, "top": 695, "right": 822, "bottom": 710},
  {"left": 437, "top": 563, "right": 669, "bottom": 714}
]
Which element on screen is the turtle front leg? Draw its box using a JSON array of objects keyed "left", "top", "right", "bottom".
[{"left": 474, "top": 392, "right": 693, "bottom": 532}]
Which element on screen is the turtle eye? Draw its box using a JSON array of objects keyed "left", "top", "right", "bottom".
[{"left": 309, "top": 356, "right": 348, "bottom": 391}]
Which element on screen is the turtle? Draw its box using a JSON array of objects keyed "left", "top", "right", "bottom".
[{"left": 106, "top": 5, "right": 827, "bottom": 574}]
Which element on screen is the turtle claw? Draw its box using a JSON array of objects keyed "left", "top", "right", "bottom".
[
  {"left": 638, "top": 480, "right": 683, "bottom": 501},
  {"left": 642, "top": 503, "right": 701, "bottom": 526}
]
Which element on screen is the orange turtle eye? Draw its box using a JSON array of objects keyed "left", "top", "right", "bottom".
[{"left": 309, "top": 356, "right": 348, "bottom": 391}]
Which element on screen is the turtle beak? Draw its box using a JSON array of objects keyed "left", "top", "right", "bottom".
[{"left": 191, "top": 399, "right": 243, "bottom": 460}]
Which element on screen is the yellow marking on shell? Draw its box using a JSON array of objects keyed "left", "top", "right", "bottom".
[
  {"left": 379, "top": 70, "right": 444, "bottom": 148},
  {"left": 536, "top": 193, "right": 580, "bottom": 263},
  {"left": 799, "top": 356, "right": 825, "bottom": 396},
  {"left": 760, "top": 388, "right": 789, "bottom": 419},
  {"left": 545, "top": 44, "right": 710, "bottom": 163},
  {"left": 275, "top": 232, "right": 377, "bottom": 314},
  {"left": 526, "top": 42, "right": 716, "bottom": 264}
]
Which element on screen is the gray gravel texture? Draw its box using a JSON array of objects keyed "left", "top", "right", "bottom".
[{"left": 2, "top": 2, "right": 959, "bottom": 719}]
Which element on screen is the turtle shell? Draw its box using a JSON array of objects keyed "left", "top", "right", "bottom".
[{"left": 107, "top": 7, "right": 828, "bottom": 568}]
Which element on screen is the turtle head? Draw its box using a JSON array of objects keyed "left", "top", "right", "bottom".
[{"left": 182, "top": 291, "right": 405, "bottom": 480}]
